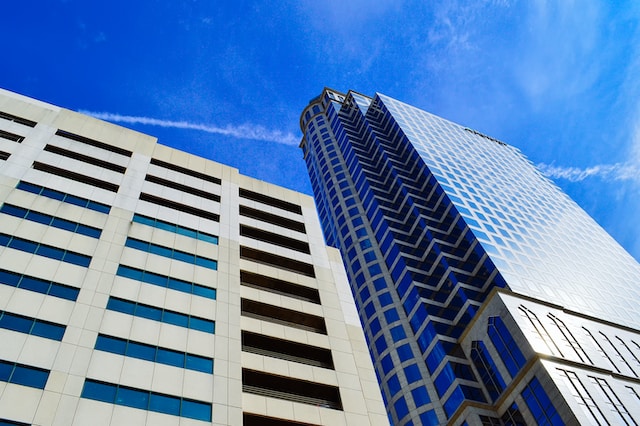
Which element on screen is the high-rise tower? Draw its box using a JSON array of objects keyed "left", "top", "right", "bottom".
[{"left": 300, "top": 89, "right": 640, "bottom": 425}]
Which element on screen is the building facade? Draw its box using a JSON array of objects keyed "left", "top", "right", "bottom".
[
  {"left": 300, "top": 88, "right": 640, "bottom": 425},
  {"left": 0, "top": 88, "right": 388, "bottom": 426}
]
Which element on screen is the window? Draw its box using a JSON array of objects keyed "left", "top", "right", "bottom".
[
  {"left": 124, "top": 238, "right": 217, "bottom": 270},
  {"left": 0, "top": 129, "right": 24, "bottom": 143},
  {"left": 132, "top": 214, "right": 218, "bottom": 244},
  {"left": 1, "top": 204, "right": 101, "bottom": 238},
  {"left": 16, "top": 181, "right": 110, "bottom": 213},
  {"left": 471, "top": 341, "right": 506, "bottom": 401},
  {"left": 0, "top": 310, "right": 66, "bottom": 340},
  {"left": 150, "top": 158, "right": 221, "bottom": 185},
  {"left": 242, "top": 369, "right": 342, "bottom": 410},
  {"left": 32, "top": 162, "right": 119, "bottom": 192},
  {"left": 106, "top": 297, "right": 215, "bottom": 333},
  {"left": 240, "top": 225, "right": 310, "bottom": 253},
  {"left": 0, "top": 269, "right": 79, "bottom": 301},
  {"left": 139, "top": 193, "right": 219, "bottom": 222},
  {"left": 81, "top": 379, "right": 211, "bottom": 421},
  {"left": 240, "top": 271, "right": 320, "bottom": 304},
  {"left": 521, "top": 377, "right": 564, "bottom": 426},
  {"left": 239, "top": 188, "right": 302, "bottom": 214},
  {"left": 487, "top": 316, "right": 526, "bottom": 377},
  {"left": 557, "top": 369, "right": 606, "bottom": 424},
  {"left": 145, "top": 174, "right": 220, "bottom": 202},
  {"left": 55, "top": 129, "right": 132, "bottom": 157},
  {"left": 239, "top": 205, "right": 306, "bottom": 233},
  {"left": 0, "top": 111, "right": 37, "bottom": 127},
  {"left": 95, "top": 334, "right": 213, "bottom": 373},
  {"left": 0, "top": 151, "right": 9, "bottom": 161},
  {"left": 243, "top": 413, "right": 317, "bottom": 426},
  {"left": 0, "top": 359, "right": 49, "bottom": 389},
  {"left": 0, "top": 233, "right": 91, "bottom": 267},
  {"left": 117, "top": 265, "right": 216, "bottom": 299},
  {"left": 241, "top": 299, "right": 326, "bottom": 334},
  {"left": 242, "top": 331, "right": 334, "bottom": 369},
  {"left": 240, "top": 246, "right": 314, "bottom": 277}
]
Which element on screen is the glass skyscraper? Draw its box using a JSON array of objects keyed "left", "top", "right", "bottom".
[{"left": 300, "top": 89, "right": 640, "bottom": 425}]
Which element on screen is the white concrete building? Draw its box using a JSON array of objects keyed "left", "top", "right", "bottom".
[{"left": 0, "top": 89, "right": 388, "bottom": 426}]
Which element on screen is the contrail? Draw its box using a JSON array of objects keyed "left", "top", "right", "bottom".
[
  {"left": 79, "top": 111, "right": 300, "bottom": 146},
  {"left": 538, "top": 163, "right": 640, "bottom": 182}
]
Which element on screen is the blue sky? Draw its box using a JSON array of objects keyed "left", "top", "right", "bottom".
[{"left": 3, "top": 1, "right": 640, "bottom": 261}]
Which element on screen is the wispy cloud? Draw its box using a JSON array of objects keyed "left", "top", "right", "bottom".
[
  {"left": 79, "top": 111, "right": 299, "bottom": 146},
  {"left": 538, "top": 163, "right": 640, "bottom": 182}
]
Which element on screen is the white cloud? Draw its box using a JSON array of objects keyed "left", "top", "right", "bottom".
[
  {"left": 78, "top": 111, "right": 299, "bottom": 146},
  {"left": 538, "top": 163, "right": 640, "bottom": 182}
]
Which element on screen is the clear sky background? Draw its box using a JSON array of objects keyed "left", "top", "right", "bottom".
[{"left": 2, "top": 1, "right": 640, "bottom": 261}]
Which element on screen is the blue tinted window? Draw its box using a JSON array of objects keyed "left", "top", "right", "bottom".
[
  {"left": 163, "top": 310, "right": 189, "bottom": 328},
  {"left": 82, "top": 379, "right": 117, "bottom": 402},
  {"left": 186, "top": 354, "right": 213, "bottom": 374},
  {"left": 117, "top": 266, "right": 215, "bottom": 300},
  {"left": 381, "top": 354, "right": 394, "bottom": 375},
  {"left": 156, "top": 348, "right": 184, "bottom": 368},
  {"left": 0, "top": 234, "right": 93, "bottom": 267},
  {"left": 189, "top": 317, "right": 215, "bottom": 334},
  {"left": 125, "top": 238, "right": 217, "bottom": 270},
  {"left": 16, "top": 181, "right": 110, "bottom": 213},
  {"left": 117, "top": 386, "right": 149, "bottom": 409},
  {"left": 471, "top": 341, "right": 505, "bottom": 401},
  {"left": 95, "top": 335, "right": 127, "bottom": 354},
  {"left": 397, "top": 344, "right": 413, "bottom": 362},
  {"left": 181, "top": 398, "right": 212, "bottom": 422},
  {"left": 132, "top": 214, "right": 218, "bottom": 245},
  {"left": 32, "top": 320, "right": 65, "bottom": 340},
  {"left": 411, "top": 386, "right": 431, "bottom": 406},
  {"left": 522, "top": 377, "right": 565, "bottom": 426},
  {"left": 127, "top": 342, "right": 156, "bottom": 361},
  {"left": 404, "top": 364, "right": 422, "bottom": 384},
  {"left": 488, "top": 317, "right": 526, "bottom": 377},
  {"left": 390, "top": 325, "right": 406, "bottom": 342},
  {"left": 394, "top": 396, "right": 409, "bottom": 420},
  {"left": 149, "top": 393, "right": 181, "bottom": 415},
  {"left": 107, "top": 297, "right": 135, "bottom": 314},
  {"left": 0, "top": 311, "right": 65, "bottom": 341},
  {"left": 384, "top": 309, "right": 400, "bottom": 323},
  {"left": 0, "top": 360, "right": 49, "bottom": 389},
  {"left": 0, "top": 270, "right": 79, "bottom": 301},
  {"left": 136, "top": 305, "right": 162, "bottom": 321}
]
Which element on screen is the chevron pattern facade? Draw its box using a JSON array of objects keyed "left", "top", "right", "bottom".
[{"left": 300, "top": 89, "right": 640, "bottom": 425}]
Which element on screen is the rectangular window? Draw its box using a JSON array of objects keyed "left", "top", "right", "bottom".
[
  {"left": 487, "top": 316, "right": 526, "bottom": 377},
  {"left": 81, "top": 379, "right": 211, "bottom": 421},
  {"left": 0, "top": 269, "right": 79, "bottom": 301},
  {"left": 55, "top": 129, "right": 132, "bottom": 157},
  {"left": 0, "top": 151, "right": 10, "bottom": 161},
  {"left": 470, "top": 341, "right": 506, "bottom": 402},
  {"left": 145, "top": 174, "right": 220, "bottom": 202},
  {"left": 106, "top": 297, "right": 215, "bottom": 333},
  {"left": 240, "top": 271, "right": 320, "bottom": 304},
  {"left": 1, "top": 204, "right": 101, "bottom": 238},
  {"left": 240, "top": 225, "right": 310, "bottom": 254},
  {"left": 139, "top": 193, "right": 219, "bottom": 222},
  {"left": 43, "top": 144, "right": 126, "bottom": 173},
  {"left": 150, "top": 158, "right": 221, "bottom": 185},
  {"left": 0, "top": 311, "right": 65, "bottom": 340},
  {"left": 0, "top": 359, "right": 49, "bottom": 389},
  {"left": 241, "top": 298, "right": 326, "bottom": 334},
  {"left": 16, "top": 181, "right": 111, "bottom": 213},
  {"left": 240, "top": 246, "right": 314, "bottom": 277},
  {"left": 32, "top": 162, "right": 119, "bottom": 192},
  {"left": 132, "top": 214, "right": 218, "bottom": 244},
  {"left": 124, "top": 238, "right": 217, "bottom": 270},
  {"left": 95, "top": 334, "right": 213, "bottom": 373},
  {"left": 521, "top": 377, "right": 564, "bottom": 426},
  {"left": 0, "top": 111, "right": 37, "bottom": 127},
  {"left": 242, "top": 331, "right": 334, "bottom": 369},
  {"left": 239, "top": 188, "right": 302, "bottom": 214},
  {"left": 239, "top": 205, "right": 305, "bottom": 233},
  {"left": 242, "top": 369, "right": 342, "bottom": 410},
  {"left": 0, "top": 129, "right": 24, "bottom": 143},
  {"left": 117, "top": 265, "right": 216, "bottom": 300},
  {"left": 0, "top": 233, "right": 91, "bottom": 267}
]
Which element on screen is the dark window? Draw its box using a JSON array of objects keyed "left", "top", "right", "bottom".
[
  {"left": 241, "top": 299, "right": 326, "bottom": 334},
  {"left": 55, "top": 129, "right": 132, "bottom": 157},
  {"left": 240, "top": 246, "right": 315, "bottom": 277},
  {"left": 0, "top": 360, "right": 49, "bottom": 389},
  {"left": 106, "top": 297, "right": 215, "bottom": 334},
  {"left": 240, "top": 225, "right": 310, "bottom": 254},
  {"left": 0, "top": 269, "right": 79, "bottom": 301},
  {"left": 145, "top": 174, "right": 220, "bottom": 202},
  {"left": 0, "top": 129, "right": 24, "bottom": 143},
  {"left": 521, "top": 377, "right": 564, "bottom": 426},
  {"left": 95, "top": 334, "right": 213, "bottom": 373},
  {"left": 242, "top": 331, "right": 334, "bottom": 369},
  {"left": 240, "top": 271, "right": 320, "bottom": 304},
  {"left": 242, "top": 369, "right": 342, "bottom": 410},
  {"left": 0, "top": 151, "right": 9, "bottom": 161},
  {"left": 32, "top": 162, "right": 119, "bottom": 192},
  {"left": 43, "top": 144, "right": 126, "bottom": 173},
  {"left": 1, "top": 203, "right": 101, "bottom": 238},
  {"left": 139, "top": 193, "right": 219, "bottom": 222},
  {"left": 0, "top": 111, "right": 37, "bottom": 127},
  {"left": 0, "top": 233, "right": 91, "bottom": 267},
  {"left": 239, "top": 205, "right": 306, "bottom": 233},
  {"left": 239, "top": 188, "right": 302, "bottom": 214},
  {"left": 243, "top": 413, "right": 319, "bottom": 426},
  {"left": 81, "top": 379, "right": 211, "bottom": 421},
  {"left": 150, "top": 158, "right": 221, "bottom": 185},
  {"left": 0, "top": 310, "right": 66, "bottom": 340}
]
